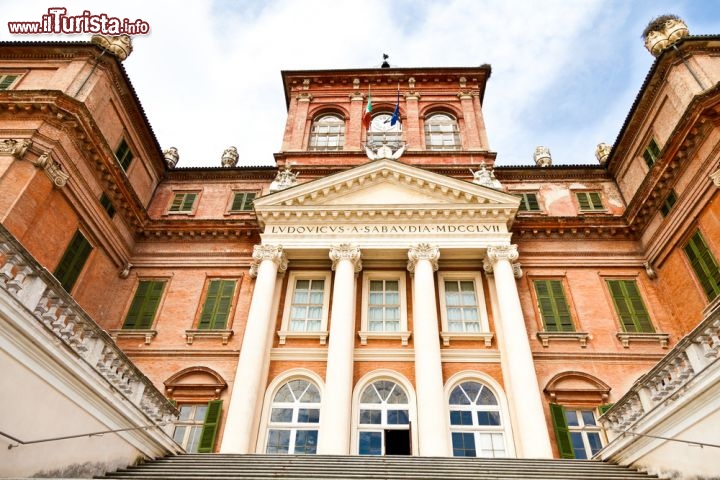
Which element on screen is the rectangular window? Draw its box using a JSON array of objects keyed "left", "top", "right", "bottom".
[
  {"left": 533, "top": 280, "right": 574, "bottom": 332},
  {"left": 53, "top": 230, "right": 93, "bottom": 292},
  {"left": 122, "top": 280, "right": 166, "bottom": 329},
  {"left": 444, "top": 280, "right": 481, "bottom": 332},
  {"left": 197, "top": 279, "right": 236, "bottom": 329},
  {"left": 115, "top": 138, "right": 134, "bottom": 171},
  {"left": 173, "top": 404, "right": 208, "bottom": 453},
  {"left": 169, "top": 192, "right": 198, "bottom": 213},
  {"left": 575, "top": 192, "right": 604, "bottom": 212},
  {"left": 0, "top": 74, "right": 19, "bottom": 90},
  {"left": 684, "top": 231, "right": 720, "bottom": 301},
  {"left": 99, "top": 192, "right": 115, "bottom": 218},
  {"left": 516, "top": 193, "right": 540, "bottom": 212},
  {"left": 643, "top": 138, "right": 661, "bottom": 168},
  {"left": 230, "top": 192, "right": 256, "bottom": 212},
  {"left": 289, "top": 279, "right": 325, "bottom": 332},
  {"left": 606, "top": 279, "right": 654, "bottom": 332},
  {"left": 660, "top": 190, "right": 677, "bottom": 217},
  {"left": 368, "top": 279, "right": 401, "bottom": 332}
]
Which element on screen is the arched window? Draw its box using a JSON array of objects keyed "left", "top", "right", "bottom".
[
  {"left": 309, "top": 114, "right": 345, "bottom": 151},
  {"left": 358, "top": 380, "right": 410, "bottom": 455},
  {"left": 367, "top": 112, "right": 403, "bottom": 147},
  {"left": 265, "top": 379, "right": 321, "bottom": 454},
  {"left": 424, "top": 113, "right": 461, "bottom": 150},
  {"left": 449, "top": 381, "right": 506, "bottom": 457}
]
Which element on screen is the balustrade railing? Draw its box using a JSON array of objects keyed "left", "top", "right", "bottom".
[{"left": 0, "top": 224, "right": 176, "bottom": 426}]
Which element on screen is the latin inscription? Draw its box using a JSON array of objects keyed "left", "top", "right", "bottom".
[{"left": 268, "top": 224, "right": 503, "bottom": 235}]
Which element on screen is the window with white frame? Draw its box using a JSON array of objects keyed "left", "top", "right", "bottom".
[
  {"left": 278, "top": 272, "right": 331, "bottom": 345},
  {"left": 437, "top": 273, "right": 492, "bottom": 346},
  {"left": 449, "top": 381, "right": 506, "bottom": 458},
  {"left": 359, "top": 272, "right": 410, "bottom": 345},
  {"left": 358, "top": 380, "right": 410, "bottom": 455},
  {"left": 265, "top": 379, "right": 321, "bottom": 455},
  {"left": 565, "top": 409, "right": 604, "bottom": 459},
  {"left": 172, "top": 404, "right": 207, "bottom": 453},
  {"left": 424, "top": 113, "right": 461, "bottom": 150},
  {"left": 309, "top": 114, "right": 345, "bottom": 151}
]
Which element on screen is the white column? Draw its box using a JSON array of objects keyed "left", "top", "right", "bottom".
[
  {"left": 318, "top": 244, "right": 362, "bottom": 454},
  {"left": 484, "top": 245, "right": 552, "bottom": 458},
  {"left": 408, "top": 243, "right": 451, "bottom": 456},
  {"left": 220, "top": 244, "right": 287, "bottom": 453}
]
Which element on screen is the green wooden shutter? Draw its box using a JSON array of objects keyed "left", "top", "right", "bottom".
[
  {"left": 181, "top": 193, "right": 197, "bottom": 211},
  {"left": 597, "top": 403, "right": 614, "bottom": 416},
  {"left": 231, "top": 192, "right": 256, "bottom": 211},
  {"left": 550, "top": 403, "right": 574, "bottom": 459},
  {"left": 115, "top": 139, "right": 134, "bottom": 171},
  {"left": 123, "top": 280, "right": 166, "bottom": 329},
  {"left": 0, "top": 75, "right": 18, "bottom": 90},
  {"left": 589, "top": 192, "right": 603, "bottom": 210},
  {"left": 576, "top": 192, "right": 590, "bottom": 210},
  {"left": 534, "top": 280, "right": 574, "bottom": 332},
  {"left": 99, "top": 192, "right": 115, "bottom": 218},
  {"left": 684, "top": 231, "right": 720, "bottom": 301},
  {"left": 198, "top": 280, "right": 235, "bottom": 329},
  {"left": 197, "top": 400, "right": 222, "bottom": 453},
  {"left": 606, "top": 280, "right": 654, "bottom": 332},
  {"left": 53, "top": 230, "right": 93, "bottom": 292}
]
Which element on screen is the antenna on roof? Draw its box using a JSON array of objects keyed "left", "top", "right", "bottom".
[{"left": 381, "top": 53, "right": 390, "bottom": 68}]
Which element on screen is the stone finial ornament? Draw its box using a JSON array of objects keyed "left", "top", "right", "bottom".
[
  {"left": 470, "top": 163, "right": 503, "bottom": 190},
  {"left": 595, "top": 143, "right": 611, "bottom": 165},
  {"left": 91, "top": 34, "right": 133, "bottom": 61},
  {"left": 533, "top": 146, "right": 552, "bottom": 167},
  {"left": 163, "top": 147, "right": 179, "bottom": 169},
  {"left": 365, "top": 142, "right": 407, "bottom": 161},
  {"left": 642, "top": 15, "right": 689, "bottom": 57},
  {"left": 269, "top": 163, "right": 299, "bottom": 192},
  {"left": 221, "top": 147, "right": 239, "bottom": 168}
]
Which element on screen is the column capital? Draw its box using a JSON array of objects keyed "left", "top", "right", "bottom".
[
  {"left": 329, "top": 243, "right": 362, "bottom": 272},
  {"left": 249, "top": 244, "right": 288, "bottom": 278},
  {"left": 711, "top": 168, "right": 720, "bottom": 187},
  {"left": 407, "top": 243, "right": 440, "bottom": 273},
  {"left": 483, "top": 245, "right": 519, "bottom": 274}
]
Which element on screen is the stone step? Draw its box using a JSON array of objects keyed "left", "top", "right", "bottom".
[{"left": 98, "top": 454, "right": 657, "bottom": 480}]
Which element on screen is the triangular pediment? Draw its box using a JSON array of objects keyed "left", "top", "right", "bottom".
[{"left": 254, "top": 159, "right": 520, "bottom": 227}]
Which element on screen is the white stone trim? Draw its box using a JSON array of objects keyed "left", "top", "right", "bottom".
[{"left": 254, "top": 368, "right": 326, "bottom": 454}]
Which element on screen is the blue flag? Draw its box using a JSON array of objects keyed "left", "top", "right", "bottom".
[{"left": 390, "top": 87, "right": 401, "bottom": 126}]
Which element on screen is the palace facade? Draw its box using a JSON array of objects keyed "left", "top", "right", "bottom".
[{"left": 1, "top": 18, "right": 719, "bottom": 477}]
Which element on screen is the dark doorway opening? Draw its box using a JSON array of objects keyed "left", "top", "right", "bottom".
[{"left": 384, "top": 429, "right": 411, "bottom": 455}]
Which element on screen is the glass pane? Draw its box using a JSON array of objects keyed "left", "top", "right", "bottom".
[
  {"left": 294, "top": 430, "right": 318, "bottom": 455},
  {"left": 266, "top": 429, "right": 291, "bottom": 454},
  {"left": 570, "top": 432, "right": 587, "bottom": 459},
  {"left": 460, "top": 281, "right": 475, "bottom": 292},
  {"left": 462, "top": 292, "right": 477, "bottom": 306},
  {"left": 581, "top": 410, "right": 597, "bottom": 426},
  {"left": 307, "top": 307, "right": 322, "bottom": 320},
  {"left": 359, "top": 409, "right": 382, "bottom": 424},
  {"left": 172, "top": 426, "right": 187, "bottom": 444},
  {"left": 369, "top": 293, "right": 383, "bottom": 305},
  {"left": 477, "top": 387, "right": 498, "bottom": 406},
  {"left": 274, "top": 384, "right": 294, "bottom": 403},
  {"left": 186, "top": 426, "right": 203, "bottom": 454},
  {"left": 385, "top": 321, "right": 400, "bottom": 332},
  {"left": 375, "top": 381, "right": 394, "bottom": 401},
  {"left": 464, "top": 321, "right": 481, "bottom": 332},
  {"left": 369, "top": 320, "right": 384, "bottom": 331},
  {"left": 565, "top": 410, "right": 580, "bottom": 427},
  {"left": 385, "top": 281, "right": 399, "bottom": 292},
  {"left": 587, "top": 432, "right": 603, "bottom": 455},
  {"left": 178, "top": 406, "right": 193, "bottom": 421},
  {"left": 450, "top": 410, "right": 473, "bottom": 426},
  {"left": 461, "top": 382, "right": 481, "bottom": 403},
  {"left": 449, "top": 386, "right": 471, "bottom": 405},
  {"left": 447, "top": 307, "right": 462, "bottom": 321},
  {"left": 300, "top": 383, "right": 321, "bottom": 403},
  {"left": 270, "top": 408, "right": 293, "bottom": 423},
  {"left": 451, "top": 432, "right": 476, "bottom": 457},
  {"left": 387, "top": 386, "right": 408, "bottom": 404},
  {"left": 311, "top": 280, "right": 325, "bottom": 290},
  {"left": 387, "top": 409, "right": 409, "bottom": 425},
  {"left": 369, "top": 280, "right": 384, "bottom": 292},
  {"left": 448, "top": 322, "right": 463, "bottom": 332},
  {"left": 293, "top": 291, "right": 308, "bottom": 304},
  {"left": 297, "top": 408, "right": 320, "bottom": 423},
  {"left": 295, "top": 280, "right": 310, "bottom": 290},
  {"left": 359, "top": 431, "right": 382, "bottom": 455},
  {"left": 361, "top": 386, "right": 381, "bottom": 404},
  {"left": 477, "top": 410, "right": 501, "bottom": 426},
  {"left": 445, "top": 281, "right": 459, "bottom": 292},
  {"left": 289, "top": 380, "right": 309, "bottom": 401}
]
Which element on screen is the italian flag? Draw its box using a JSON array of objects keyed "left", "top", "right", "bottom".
[{"left": 362, "top": 93, "right": 372, "bottom": 130}]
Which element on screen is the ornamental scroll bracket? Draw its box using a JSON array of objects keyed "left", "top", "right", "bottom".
[{"left": 33, "top": 152, "right": 70, "bottom": 188}]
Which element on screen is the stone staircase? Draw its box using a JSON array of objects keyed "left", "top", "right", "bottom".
[{"left": 98, "top": 454, "right": 658, "bottom": 479}]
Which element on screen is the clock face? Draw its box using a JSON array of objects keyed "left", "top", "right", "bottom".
[{"left": 370, "top": 113, "right": 400, "bottom": 132}]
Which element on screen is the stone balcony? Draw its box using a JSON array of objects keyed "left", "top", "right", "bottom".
[
  {"left": 0, "top": 224, "right": 182, "bottom": 477},
  {"left": 597, "top": 296, "right": 720, "bottom": 479}
]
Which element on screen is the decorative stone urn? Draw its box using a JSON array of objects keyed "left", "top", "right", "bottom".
[
  {"left": 642, "top": 15, "right": 689, "bottom": 57},
  {"left": 221, "top": 146, "right": 239, "bottom": 168},
  {"left": 595, "top": 143, "right": 611, "bottom": 165},
  {"left": 163, "top": 147, "right": 179, "bottom": 169},
  {"left": 533, "top": 146, "right": 552, "bottom": 167},
  {"left": 91, "top": 34, "right": 133, "bottom": 61}
]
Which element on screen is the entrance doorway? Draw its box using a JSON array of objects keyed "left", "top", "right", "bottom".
[{"left": 384, "top": 429, "right": 411, "bottom": 455}]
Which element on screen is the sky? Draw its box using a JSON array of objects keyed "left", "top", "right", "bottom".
[{"left": 2, "top": 0, "right": 719, "bottom": 168}]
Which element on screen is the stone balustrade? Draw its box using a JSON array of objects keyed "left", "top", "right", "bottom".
[
  {"left": 600, "top": 297, "right": 720, "bottom": 439},
  {"left": 0, "top": 224, "right": 176, "bottom": 426}
]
